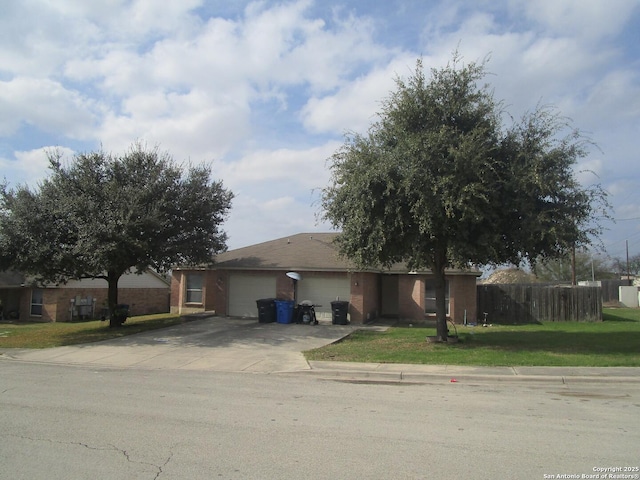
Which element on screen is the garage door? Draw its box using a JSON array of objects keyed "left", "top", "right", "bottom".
[
  {"left": 228, "top": 274, "right": 276, "bottom": 317},
  {"left": 297, "top": 275, "right": 351, "bottom": 320}
]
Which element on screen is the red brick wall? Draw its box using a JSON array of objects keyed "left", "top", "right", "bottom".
[
  {"left": 449, "top": 275, "right": 477, "bottom": 324},
  {"left": 208, "top": 269, "right": 228, "bottom": 315},
  {"left": 29, "top": 287, "right": 169, "bottom": 322},
  {"left": 170, "top": 271, "right": 183, "bottom": 311},
  {"left": 350, "top": 272, "right": 379, "bottom": 324},
  {"left": 394, "top": 274, "right": 478, "bottom": 324},
  {"left": 276, "top": 272, "right": 294, "bottom": 301}
]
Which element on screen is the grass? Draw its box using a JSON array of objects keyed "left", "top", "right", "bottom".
[
  {"left": 3, "top": 308, "right": 639, "bottom": 367},
  {"left": 304, "top": 308, "right": 640, "bottom": 367},
  {"left": 0, "top": 313, "right": 189, "bottom": 349}
]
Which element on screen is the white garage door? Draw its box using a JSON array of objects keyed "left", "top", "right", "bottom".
[
  {"left": 228, "top": 274, "right": 276, "bottom": 317},
  {"left": 297, "top": 275, "right": 351, "bottom": 320}
]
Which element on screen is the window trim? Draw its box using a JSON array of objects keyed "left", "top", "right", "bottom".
[
  {"left": 185, "top": 274, "right": 203, "bottom": 304},
  {"left": 30, "top": 288, "right": 43, "bottom": 317},
  {"left": 425, "top": 278, "right": 450, "bottom": 316}
]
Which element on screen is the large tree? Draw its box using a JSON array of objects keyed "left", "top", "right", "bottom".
[
  {"left": 321, "top": 56, "right": 608, "bottom": 341},
  {"left": 0, "top": 142, "right": 233, "bottom": 327}
]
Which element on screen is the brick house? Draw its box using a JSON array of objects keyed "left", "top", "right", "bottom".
[
  {"left": 171, "top": 233, "right": 479, "bottom": 324},
  {"left": 0, "top": 270, "right": 170, "bottom": 322}
]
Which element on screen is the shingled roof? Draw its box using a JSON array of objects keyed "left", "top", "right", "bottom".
[
  {"left": 213, "top": 233, "right": 359, "bottom": 271},
  {"left": 207, "top": 232, "right": 480, "bottom": 276}
]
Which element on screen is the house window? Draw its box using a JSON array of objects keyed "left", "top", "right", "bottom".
[
  {"left": 31, "top": 289, "right": 43, "bottom": 316},
  {"left": 186, "top": 274, "right": 203, "bottom": 304},
  {"left": 425, "top": 278, "right": 449, "bottom": 316}
]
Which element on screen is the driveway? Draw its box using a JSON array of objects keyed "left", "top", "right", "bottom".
[{"left": 0, "top": 316, "right": 360, "bottom": 373}]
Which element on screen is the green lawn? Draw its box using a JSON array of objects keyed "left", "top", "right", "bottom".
[
  {"left": 304, "top": 308, "right": 640, "bottom": 367},
  {"left": 3, "top": 309, "right": 639, "bottom": 367},
  {"left": 0, "top": 313, "right": 188, "bottom": 349}
]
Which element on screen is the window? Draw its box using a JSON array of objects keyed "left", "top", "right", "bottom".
[
  {"left": 31, "top": 289, "right": 43, "bottom": 316},
  {"left": 186, "top": 274, "right": 203, "bottom": 303},
  {"left": 425, "top": 278, "right": 449, "bottom": 316}
]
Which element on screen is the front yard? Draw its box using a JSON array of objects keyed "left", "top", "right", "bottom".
[{"left": 304, "top": 308, "right": 640, "bottom": 367}]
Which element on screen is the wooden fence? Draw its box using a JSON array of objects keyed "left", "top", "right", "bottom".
[{"left": 477, "top": 284, "right": 602, "bottom": 324}]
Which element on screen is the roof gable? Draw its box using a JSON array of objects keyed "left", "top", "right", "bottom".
[{"left": 214, "top": 233, "right": 357, "bottom": 271}]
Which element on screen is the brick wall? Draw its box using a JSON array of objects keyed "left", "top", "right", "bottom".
[
  {"left": 170, "top": 271, "right": 183, "bottom": 312},
  {"left": 208, "top": 269, "right": 228, "bottom": 315},
  {"left": 276, "top": 272, "right": 294, "bottom": 301},
  {"left": 32, "top": 286, "right": 169, "bottom": 322},
  {"left": 450, "top": 275, "right": 477, "bottom": 324},
  {"left": 350, "top": 272, "right": 379, "bottom": 324}
]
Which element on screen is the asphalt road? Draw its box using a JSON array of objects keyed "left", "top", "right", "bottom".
[{"left": 1, "top": 361, "right": 639, "bottom": 480}]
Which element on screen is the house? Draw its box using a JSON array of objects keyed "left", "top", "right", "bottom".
[
  {"left": 170, "top": 233, "right": 480, "bottom": 324},
  {"left": 0, "top": 270, "right": 170, "bottom": 322}
]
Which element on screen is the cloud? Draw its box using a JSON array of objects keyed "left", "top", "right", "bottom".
[
  {"left": 0, "top": 77, "right": 99, "bottom": 138},
  {"left": 219, "top": 142, "right": 340, "bottom": 193},
  {"left": 518, "top": 0, "right": 638, "bottom": 39},
  {"left": 0, "top": 146, "right": 75, "bottom": 188},
  {"left": 0, "top": 0, "right": 638, "bottom": 256},
  {"left": 300, "top": 56, "right": 416, "bottom": 134}
]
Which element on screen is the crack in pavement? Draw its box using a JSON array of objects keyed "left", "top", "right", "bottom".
[{"left": 4, "top": 434, "right": 174, "bottom": 479}]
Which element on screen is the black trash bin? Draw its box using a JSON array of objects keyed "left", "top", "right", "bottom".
[
  {"left": 256, "top": 298, "right": 277, "bottom": 323},
  {"left": 331, "top": 301, "right": 349, "bottom": 325},
  {"left": 114, "top": 304, "right": 129, "bottom": 325}
]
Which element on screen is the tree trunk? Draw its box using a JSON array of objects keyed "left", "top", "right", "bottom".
[
  {"left": 433, "top": 250, "right": 448, "bottom": 342},
  {"left": 107, "top": 270, "right": 123, "bottom": 328}
]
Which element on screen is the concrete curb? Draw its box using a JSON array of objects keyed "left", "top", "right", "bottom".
[{"left": 303, "top": 361, "right": 640, "bottom": 385}]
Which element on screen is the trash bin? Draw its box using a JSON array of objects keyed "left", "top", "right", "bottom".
[
  {"left": 331, "top": 301, "right": 349, "bottom": 325},
  {"left": 256, "top": 298, "right": 276, "bottom": 323},
  {"left": 114, "top": 304, "right": 129, "bottom": 325},
  {"left": 274, "top": 300, "right": 295, "bottom": 324}
]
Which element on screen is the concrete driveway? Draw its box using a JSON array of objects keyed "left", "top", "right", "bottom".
[{"left": 0, "top": 316, "right": 360, "bottom": 373}]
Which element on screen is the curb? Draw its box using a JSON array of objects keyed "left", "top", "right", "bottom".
[{"left": 302, "top": 362, "right": 640, "bottom": 385}]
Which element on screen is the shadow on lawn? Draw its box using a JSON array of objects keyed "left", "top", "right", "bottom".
[{"left": 461, "top": 329, "right": 640, "bottom": 355}]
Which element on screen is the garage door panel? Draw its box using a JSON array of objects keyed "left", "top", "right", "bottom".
[
  {"left": 298, "top": 276, "right": 351, "bottom": 320},
  {"left": 228, "top": 274, "right": 276, "bottom": 317}
]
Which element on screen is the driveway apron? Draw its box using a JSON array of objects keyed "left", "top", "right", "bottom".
[{"left": 0, "top": 316, "right": 357, "bottom": 373}]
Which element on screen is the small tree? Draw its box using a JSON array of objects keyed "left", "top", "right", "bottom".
[
  {"left": 321, "top": 56, "right": 608, "bottom": 341},
  {"left": 0, "top": 143, "right": 233, "bottom": 327}
]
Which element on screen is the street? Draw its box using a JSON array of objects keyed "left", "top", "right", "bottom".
[{"left": 1, "top": 362, "right": 638, "bottom": 480}]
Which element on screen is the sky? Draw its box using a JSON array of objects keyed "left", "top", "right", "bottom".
[{"left": 1, "top": 0, "right": 639, "bottom": 265}]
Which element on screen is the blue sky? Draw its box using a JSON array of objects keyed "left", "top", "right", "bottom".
[{"left": 1, "top": 0, "right": 639, "bottom": 265}]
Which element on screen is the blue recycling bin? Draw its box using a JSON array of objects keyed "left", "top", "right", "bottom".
[{"left": 274, "top": 300, "right": 294, "bottom": 324}]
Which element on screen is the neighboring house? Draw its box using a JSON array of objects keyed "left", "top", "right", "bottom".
[
  {"left": 171, "top": 233, "right": 480, "bottom": 324},
  {"left": 0, "top": 270, "right": 170, "bottom": 322}
]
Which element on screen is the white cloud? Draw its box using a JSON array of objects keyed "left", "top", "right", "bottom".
[
  {"left": 301, "top": 56, "right": 415, "bottom": 134},
  {"left": 0, "top": 147, "right": 75, "bottom": 188},
  {"left": 0, "top": 0, "right": 638, "bottom": 256},
  {"left": 0, "top": 77, "right": 99, "bottom": 138},
  {"left": 518, "top": 0, "right": 638, "bottom": 39},
  {"left": 220, "top": 142, "right": 340, "bottom": 192}
]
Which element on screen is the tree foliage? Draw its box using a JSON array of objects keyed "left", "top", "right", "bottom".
[
  {"left": 321, "top": 55, "right": 608, "bottom": 340},
  {"left": 0, "top": 143, "right": 233, "bottom": 326}
]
